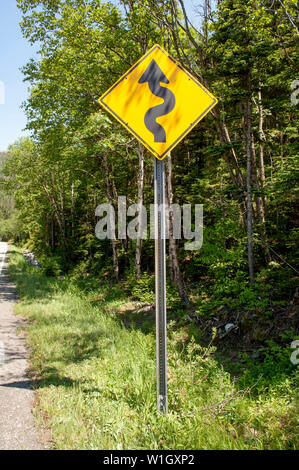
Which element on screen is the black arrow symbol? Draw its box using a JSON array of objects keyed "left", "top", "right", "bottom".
[{"left": 138, "top": 59, "right": 176, "bottom": 143}]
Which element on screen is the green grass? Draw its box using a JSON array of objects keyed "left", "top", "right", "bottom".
[{"left": 8, "top": 246, "right": 298, "bottom": 450}]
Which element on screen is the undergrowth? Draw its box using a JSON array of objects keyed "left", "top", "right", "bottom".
[{"left": 8, "top": 246, "right": 298, "bottom": 450}]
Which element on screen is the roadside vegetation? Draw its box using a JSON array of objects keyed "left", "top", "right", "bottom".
[
  {"left": 9, "top": 247, "right": 298, "bottom": 450},
  {"left": 0, "top": 0, "right": 298, "bottom": 450}
]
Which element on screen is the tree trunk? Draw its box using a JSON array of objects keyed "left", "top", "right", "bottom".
[
  {"left": 256, "top": 86, "right": 270, "bottom": 264},
  {"left": 43, "top": 177, "right": 67, "bottom": 251},
  {"left": 60, "top": 177, "right": 66, "bottom": 245},
  {"left": 135, "top": 143, "right": 144, "bottom": 280},
  {"left": 245, "top": 100, "right": 255, "bottom": 284},
  {"left": 258, "top": 87, "right": 267, "bottom": 216},
  {"left": 71, "top": 181, "right": 75, "bottom": 239},
  {"left": 103, "top": 155, "right": 119, "bottom": 281},
  {"left": 51, "top": 213, "right": 55, "bottom": 251},
  {"left": 250, "top": 135, "right": 264, "bottom": 225},
  {"left": 167, "top": 152, "right": 190, "bottom": 305},
  {"left": 214, "top": 117, "right": 247, "bottom": 228}
]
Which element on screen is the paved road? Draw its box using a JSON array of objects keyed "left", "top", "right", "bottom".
[{"left": 0, "top": 242, "right": 46, "bottom": 449}]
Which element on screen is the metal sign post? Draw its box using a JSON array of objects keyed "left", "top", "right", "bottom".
[
  {"left": 98, "top": 44, "right": 218, "bottom": 414},
  {"left": 154, "top": 156, "right": 168, "bottom": 413}
]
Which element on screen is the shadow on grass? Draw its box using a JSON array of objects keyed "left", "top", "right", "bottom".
[
  {"left": 0, "top": 373, "right": 76, "bottom": 390},
  {"left": 109, "top": 304, "right": 156, "bottom": 334},
  {"left": 8, "top": 259, "right": 68, "bottom": 304},
  {"left": 33, "top": 367, "right": 79, "bottom": 389}
]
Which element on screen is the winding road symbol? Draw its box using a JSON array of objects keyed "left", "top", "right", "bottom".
[
  {"left": 138, "top": 60, "right": 176, "bottom": 143},
  {"left": 98, "top": 44, "right": 218, "bottom": 159}
]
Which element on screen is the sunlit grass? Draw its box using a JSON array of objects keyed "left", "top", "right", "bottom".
[{"left": 8, "top": 246, "right": 298, "bottom": 450}]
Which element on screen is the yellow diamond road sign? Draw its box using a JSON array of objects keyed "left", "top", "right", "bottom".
[{"left": 98, "top": 44, "right": 218, "bottom": 160}]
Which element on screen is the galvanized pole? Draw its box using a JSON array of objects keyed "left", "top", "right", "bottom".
[{"left": 154, "top": 156, "right": 168, "bottom": 414}]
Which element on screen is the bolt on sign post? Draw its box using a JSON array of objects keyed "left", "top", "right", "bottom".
[{"left": 99, "top": 44, "right": 218, "bottom": 413}]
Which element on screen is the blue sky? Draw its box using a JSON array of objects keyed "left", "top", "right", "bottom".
[
  {"left": 0, "top": 0, "right": 197, "bottom": 152},
  {"left": 0, "top": 1, "right": 37, "bottom": 151}
]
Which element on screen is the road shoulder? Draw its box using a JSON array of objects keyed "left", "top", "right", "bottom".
[{"left": 0, "top": 243, "right": 48, "bottom": 450}]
